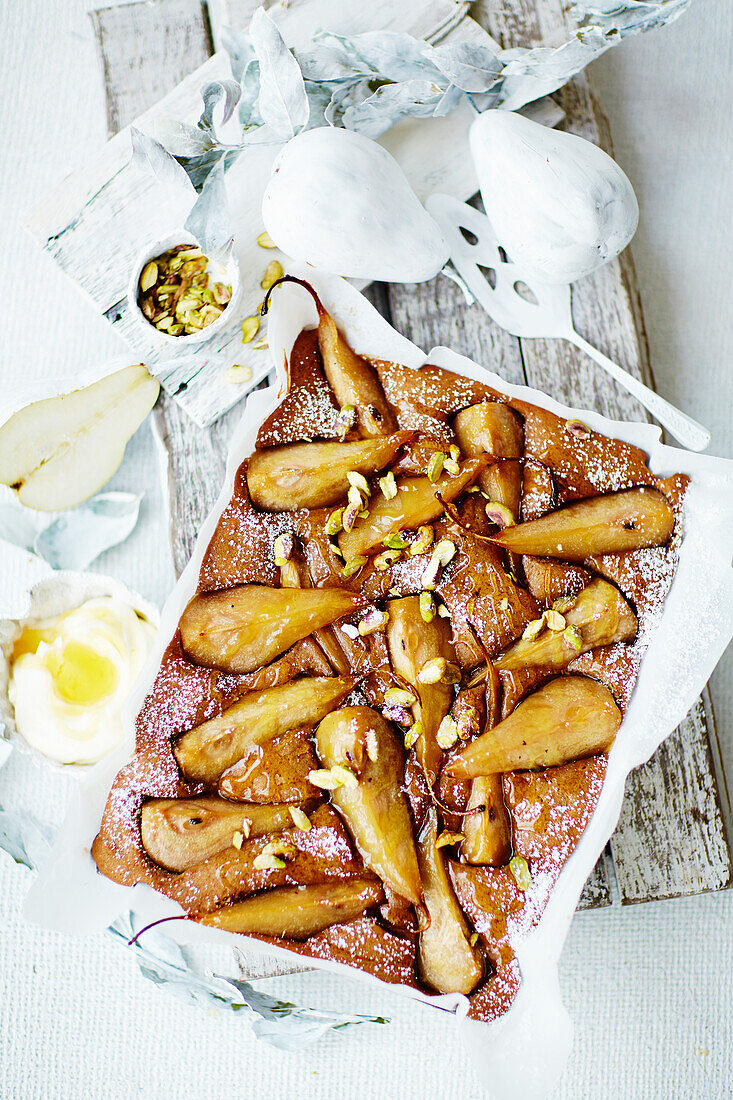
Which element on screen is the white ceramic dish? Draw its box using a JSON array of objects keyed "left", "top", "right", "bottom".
[
  {"left": 126, "top": 229, "right": 242, "bottom": 347},
  {"left": 27, "top": 271, "right": 733, "bottom": 1100}
]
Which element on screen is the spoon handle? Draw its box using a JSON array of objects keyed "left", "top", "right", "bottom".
[{"left": 567, "top": 331, "right": 710, "bottom": 452}]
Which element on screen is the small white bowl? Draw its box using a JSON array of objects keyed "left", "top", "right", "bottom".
[{"left": 126, "top": 229, "right": 242, "bottom": 346}]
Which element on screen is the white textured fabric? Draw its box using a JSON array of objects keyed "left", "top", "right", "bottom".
[{"left": 0, "top": 2, "right": 731, "bottom": 1098}]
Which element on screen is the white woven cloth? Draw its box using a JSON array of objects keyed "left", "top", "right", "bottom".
[{"left": 0, "top": 2, "right": 731, "bottom": 1098}]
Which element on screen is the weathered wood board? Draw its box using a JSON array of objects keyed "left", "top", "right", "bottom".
[{"left": 88, "top": 0, "right": 729, "bottom": 956}]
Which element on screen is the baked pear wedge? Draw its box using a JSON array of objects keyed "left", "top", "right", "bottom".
[
  {"left": 460, "top": 666, "right": 512, "bottom": 866},
  {"left": 386, "top": 596, "right": 454, "bottom": 788},
  {"left": 141, "top": 797, "right": 313, "bottom": 871},
  {"left": 180, "top": 584, "right": 366, "bottom": 673},
  {"left": 174, "top": 675, "right": 354, "bottom": 783},
  {"left": 199, "top": 878, "right": 384, "bottom": 939},
  {"left": 489, "top": 488, "right": 674, "bottom": 560},
  {"left": 522, "top": 557, "right": 590, "bottom": 606},
  {"left": 417, "top": 807, "right": 484, "bottom": 995},
  {"left": 315, "top": 707, "right": 422, "bottom": 906},
  {"left": 247, "top": 432, "right": 411, "bottom": 511},
  {"left": 339, "top": 458, "right": 487, "bottom": 560},
  {"left": 453, "top": 401, "right": 523, "bottom": 518},
  {"left": 446, "top": 675, "right": 621, "bottom": 779},
  {"left": 494, "top": 578, "right": 638, "bottom": 672},
  {"left": 318, "top": 310, "right": 398, "bottom": 437}
]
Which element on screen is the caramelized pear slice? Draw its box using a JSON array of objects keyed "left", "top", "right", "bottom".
[
  {"left": 339, "top": 458, "right": 487, "bottom": 560},
  {"left": 199, "top": 878, "right": 384, "bottom": 939},
  {"left": 453, "top": 401, "right": 524, "bottom": 460},
  {"left": 490, "top": 488, "right": 674, "bottom": 560},
  {"left": 522, "top": 557, "right": 590, "bottom": 606},
  {"left": 180, "top": 584, "right": 366, "bottom": 673},
  {"left": 247, "top": 433, "right": 410, "bottom": 511},
  {"left": 318, "top": 310, "right": 398, "bottom": 437},
  {"left": 495, "top": 577, "right": 637, "bottom": 671},
  {"left": 315, "top": 707, "right": 422, "bottom": 906},
  {"left": 460, "top": 776, "right": 511, "bottom": 867},
  {"left": 141, "top": 797, "right": 309, "bottom": 871},
  {"left": 174, "top": 676, "right": 354, "bottom": 783},
  {"left": 417, "top": 807, "right": 484, "bottom": 995},
  {"left": 446, "top": 675, "right": 621, "bottom": 779},
  {"left": 386, "top": 596, "right": 454, "bottom": 788},
  {"left": 218, "top": 729, "right": 319, "bottom": 803}
]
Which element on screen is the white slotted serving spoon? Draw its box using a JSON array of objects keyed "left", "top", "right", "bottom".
[{"left": 427, "top": 194, "right": 710, "bottom": 452}]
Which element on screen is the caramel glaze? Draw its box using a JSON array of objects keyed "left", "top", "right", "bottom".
[{"left": 93, "top": 325, "right": 688, "bottom": 1023}]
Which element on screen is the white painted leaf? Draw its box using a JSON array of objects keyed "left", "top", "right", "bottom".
[
  {"left": 250, "top": 7, "right": 309, "bottom": 142},
  {"left": 428, "top": 42, "right": 503, "bottom": 93},
  {"left": 150, "top": 118, "right": 213, "bottom": 157}
]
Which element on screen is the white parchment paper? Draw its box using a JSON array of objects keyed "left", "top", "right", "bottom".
[{"left": 25, "top": 271, "right": 733, "bottom": 1100}]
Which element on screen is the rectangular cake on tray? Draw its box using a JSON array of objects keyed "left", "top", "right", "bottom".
[{"left": 91, "top": 270, "right": 693, "bottom": 1027}]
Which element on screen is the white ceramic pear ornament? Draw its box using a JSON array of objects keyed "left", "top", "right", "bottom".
[
  {"left": 470, "top": 110, "right": 639, "bottom": 284},
  {"left": 262, "top": 128, "right": 449, "bottom": 283}
]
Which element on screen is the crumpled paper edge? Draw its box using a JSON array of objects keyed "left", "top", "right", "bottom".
[{"left": 26, "top": 270, "right": 733, "bottom": 1100}]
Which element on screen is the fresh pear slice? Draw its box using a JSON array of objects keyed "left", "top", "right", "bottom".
[
  {"left": 494, "top": 578, "right": 637, "bottom": 672},
  {"left": 339, "top": 458, "right": 487, "bottom": 560},
  {"left": 247, "top": 433, "right": 410, "bottom": 511},
  {"left": 0, "top": 365, "right": 159, "bottom": 512},
  {"left": 417, "top": 807, "right": 484, "bottom": 995},
  {"left": 490, "top": 488, "right": 674, "bottom": 560},
  {"left": 386, "top": 596, "right": 454, "bottom": 788},
  {"left": 460, "top": 776, "right": 511, "bottom": 867},
  {"left": 199, "top": 878, "right": 384, "bottom": 939},
  {"left": 315, "top": 707, "right": 422, "bottom": 907},
  {"left": 179, "top": 584, "right": 366, "bottom": 673},
  {"left": 446, "top": 675, "right": 622, "bottom": 779},
  {"left": 174, "top": 675, "right": 354, "bottom": 783},
  {"left": 141, "top": 797, "right": 311, "bottom": 871}
]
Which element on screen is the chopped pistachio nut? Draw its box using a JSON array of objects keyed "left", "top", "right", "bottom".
[
  {"left": 347, "top": 471, "right": 371, "bottom": 496},
  {"left": 565, "top": 418, "right": 592, "bottom": 441},
  {"left": 404, "top": 721, "right": 422, "bottom": 749},
  {"left": 436, "top": 715, "right": 460, "bottom": 749},
  {"left": 469, "top": 932, "right": 479, "bottom": 947},
  {"left": 325, "top": 508, "right": 344, "bottom": 536},
  {"left": 232, "top": 830, "right": 244, "bottom": 850},
  {"left": 545, "top": 609, "right": 566, "bottom": 631},
  {"left": 331, "top": 764, "right": 359, "bottom": 788},
  {"left": 384, "top": 686, "right": 416, "bottom": 707},
  {"left": 435, "top": 829, "right": 465, "bottom": 848},
  {"left": 509, "top": 855, "right": 532, "bottom": 892},
  {"left": 308, "top": 768, "right": 343, "bottom": 790},
  {"left": 383, "top": 703, "right": 412, "bottom": 726},
  {"left": 261, "top": 260, "right": 284, "bottom": 291},
  {"left": 384, "top": 532, "right": 409, "bottom": 550},
  {"left": 251, "top": 337, "right": 269, "bottom": 351},
  {"left": 289, "top": 806, "right": 312, "bottom": 832},
  {"left": 358, "top": 608, "right": 389, "bottom": 636},
  {"left": 426, "top": 451, "right": 446, "bottom": 483},
  {"left": 485, "top": 501, "right": 515, "bottom": 528},
  {"left": 420, "top": 555, "right": 441, "bottom": 591},
  {"left": 273, "top": 532, "right": 294, "bottom": 566},
  {"left": 449, "top": 444, "right": 461, "bottom": 462},
  {"left": 379, "top": 471, "right": 397, "bottom": 500},
  {"left": 522, "top": 617, "right": 545, "bottom": 642},
  {"left": 553, "top": 595, "right": 577, "bottom": 614},
  {"left": 419, "top": 590, "right": 436, "bottom": 623},
  {"left": 225, "top": 363, "right": 253, "bottom": 385},
  {"left": 444, "top": 456, "right": 461, "bottom": 477},
  {"left": 256, "top": 230, "right": 277, "bottom": 248},
  {"left": 437, "top": 603, "right": 451, "bottom": 618},
  {"left": 253, "top": 852, "right": 287, "bottom": 871},
  {"left": 499, "top": 597, "right": 509, "bottom": 612},
  {"left": 342, "top": 502, "right": 361, "bottom": 532},
  {"left": 137, "top": 244, "right": 232, "bottom": 336},
  {"left": 342, "top": 554, "right": 367, "bottom": 579},
  {"left": 330, "top": 540, "right": 345, "bottom": 561},
  {"left": 365, "top": 728, "right": 380, "bottom": 763},
  {"left": 241, "top": 316, "right": 260, "bottom": 344},
  {"left": 241, "top": 817, "right": 252, "bottom": 839},
  {"left": 335, "top": 404, "right": 356, "bottom": 437},
  {"left": 347, "top": 484, "right": 364, "bottom": 509},
  {"left": 409, "top": 525, "right": 434, "bottom": 556},
  {"left": 417, "top": 656, "right": 447, "bottom": 685},
  {"left": 374, "top": 549, "right": 401, "bottom": 571},
  {"left": 564, "top": 624, "right": 583, "bottom": 651},
  {"left": 434, "top": 539, "right": 457, "bottom": 566}
]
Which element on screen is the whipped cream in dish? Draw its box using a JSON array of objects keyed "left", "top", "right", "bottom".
[{"left": 9, "top": 596, "right": 156, "bottom": 764}]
